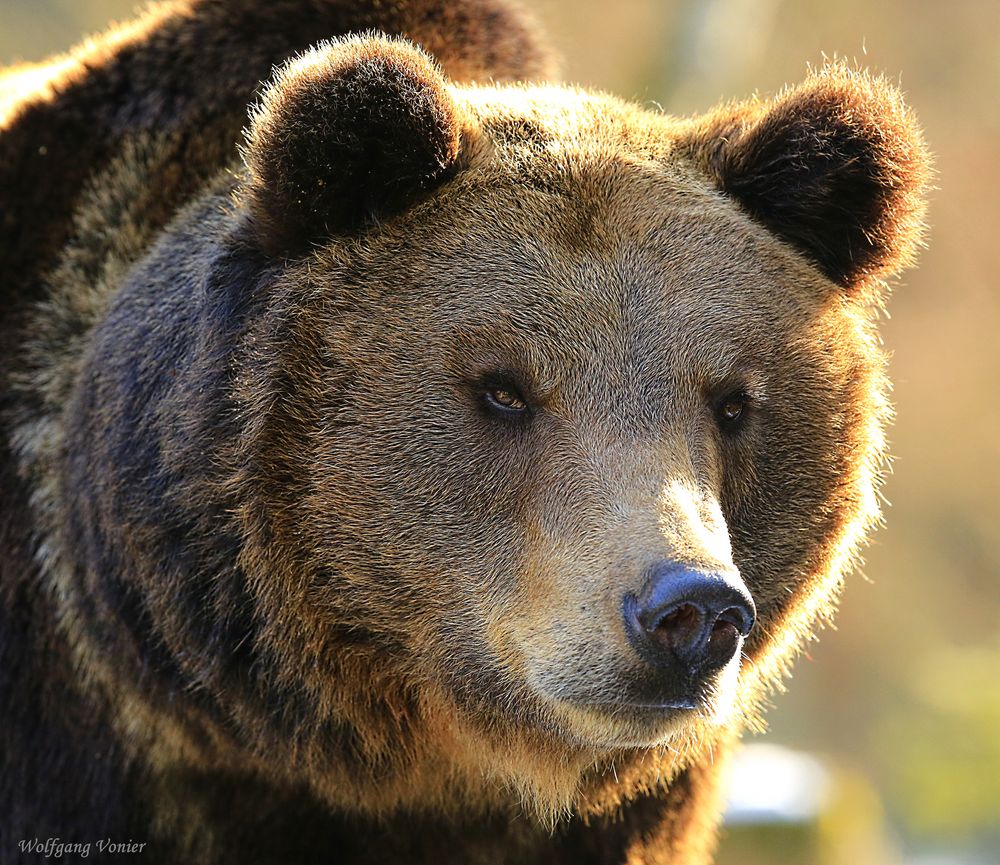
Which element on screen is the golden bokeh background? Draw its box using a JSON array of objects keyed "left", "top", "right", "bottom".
[{"left": 3, "top": 0, "right": 998, "bottom": 862}]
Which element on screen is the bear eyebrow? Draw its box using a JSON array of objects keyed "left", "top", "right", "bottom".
[
  {"left": 444, "top": 324, "right": 563, "bottom": 391},
  {"left": 704, "top": 366, "right": 768, "bottom": 403}
]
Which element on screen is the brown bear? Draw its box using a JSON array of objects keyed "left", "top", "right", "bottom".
[{"left": 0, "top": 0, "right": 929, "bottom": 863}]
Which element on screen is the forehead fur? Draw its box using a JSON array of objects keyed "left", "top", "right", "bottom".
[
  {"left": 453, "top": 68, "right": 928, "bottom": 296},
  {"left": 240, "top": 36, "right": 928, "bottom": 300},
  {"left": 333, "top": 82, "right": 836, "bottom": 307},
  {"left": 306, "top": 102, "right": 839, "bottom": 431}
]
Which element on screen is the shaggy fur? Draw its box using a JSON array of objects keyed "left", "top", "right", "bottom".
[{"left": 0, "top": 2, "right": 928, "bottom": 863}]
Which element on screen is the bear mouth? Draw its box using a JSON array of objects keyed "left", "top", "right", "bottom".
[
  {"left": 531, "top": 675, "right": 723, "bottom": 746},
  {"left": 531, "top": 659, "right": 740, "bottom": 748},
  {"left": 579, "top": 697, "right": 700, "bottom": 713},
  {"left": 539, "top": 662, "right": 723, "bottom": 717},
  {"left": 543, "top": 696, "right": 706, "bottom": 750}
]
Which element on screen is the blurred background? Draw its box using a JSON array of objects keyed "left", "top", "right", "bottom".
[{"left": 3, "top": 0, "right": 998, "bottom": 862}]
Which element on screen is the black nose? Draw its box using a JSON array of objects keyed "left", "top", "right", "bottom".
[{"left": 624, "top": 565, "right": 756, "bottom": 675}]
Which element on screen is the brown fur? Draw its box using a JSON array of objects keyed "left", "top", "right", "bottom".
[
  {"left": 243, "top": 36, "right": 470, "bottom": 253},
  {"left": 0, "top": 2, "right": 928, "bottom": 863}
]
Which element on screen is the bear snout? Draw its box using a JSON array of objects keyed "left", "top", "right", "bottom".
[{"left": 622, "top": 564, "right": 756, "bottom": 681}]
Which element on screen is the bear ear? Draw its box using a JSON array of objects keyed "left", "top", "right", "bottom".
[
  {"left": 678, "top": 64, "right": 931, "bottom": 292},
  {"left": 242, "top": 36, "right": 468, "bottom": 256}
]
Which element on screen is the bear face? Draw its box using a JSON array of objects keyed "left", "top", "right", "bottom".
[
  {"left": 247, "top": 122, "right": 873, "bottom": 747},
  {"left": 171, "top": 34, "right": 926, "bottom": 808}
]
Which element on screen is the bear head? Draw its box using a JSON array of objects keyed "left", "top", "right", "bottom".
[{"left": 217, "top": 35, "right": 927, "bottom": 813}]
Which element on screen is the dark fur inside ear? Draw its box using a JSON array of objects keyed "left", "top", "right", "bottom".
[
  {"left": 680, "top": 64, "right": 930, "bottom": 290},
  {"left": 243, "top": 36, "right": 466, "bottom": 255}
]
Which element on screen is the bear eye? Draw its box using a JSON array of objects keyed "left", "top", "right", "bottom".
[
  {"left": 715, "top": 390, "right": 750, "bottom": 432},
  {"left": 484, "top": 384, "right": 528, "bottom": 415}
]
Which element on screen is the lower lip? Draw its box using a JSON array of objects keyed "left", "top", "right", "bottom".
[{"left": 582, "top": 699, "right": 699, "bottom": 713}]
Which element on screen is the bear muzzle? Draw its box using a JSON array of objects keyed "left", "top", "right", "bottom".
[
  {"left": 569, "top": 562, "right": 756, "bottom": 731},
  {"left": 529, "top": 561, "right": 756, "bottom": 747}
]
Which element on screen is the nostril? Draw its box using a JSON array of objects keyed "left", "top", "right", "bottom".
[
  {"left": 711, "top": 618, "right": 737, "bottom": 637},
  {"left": 716, "top": 605, "right": 755, "bottom": 638},
  {"left": 647, "top": 601, "right": 713, "bottom": 670},
  {"left": 651, "top": 602, "right": 707, "bottom": 653},
  {"left": 656, "top": 604, "right": 703, "bottom": 634},
  {"left": 708, "top": 619, "right": 739, "bottom": 654}
]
